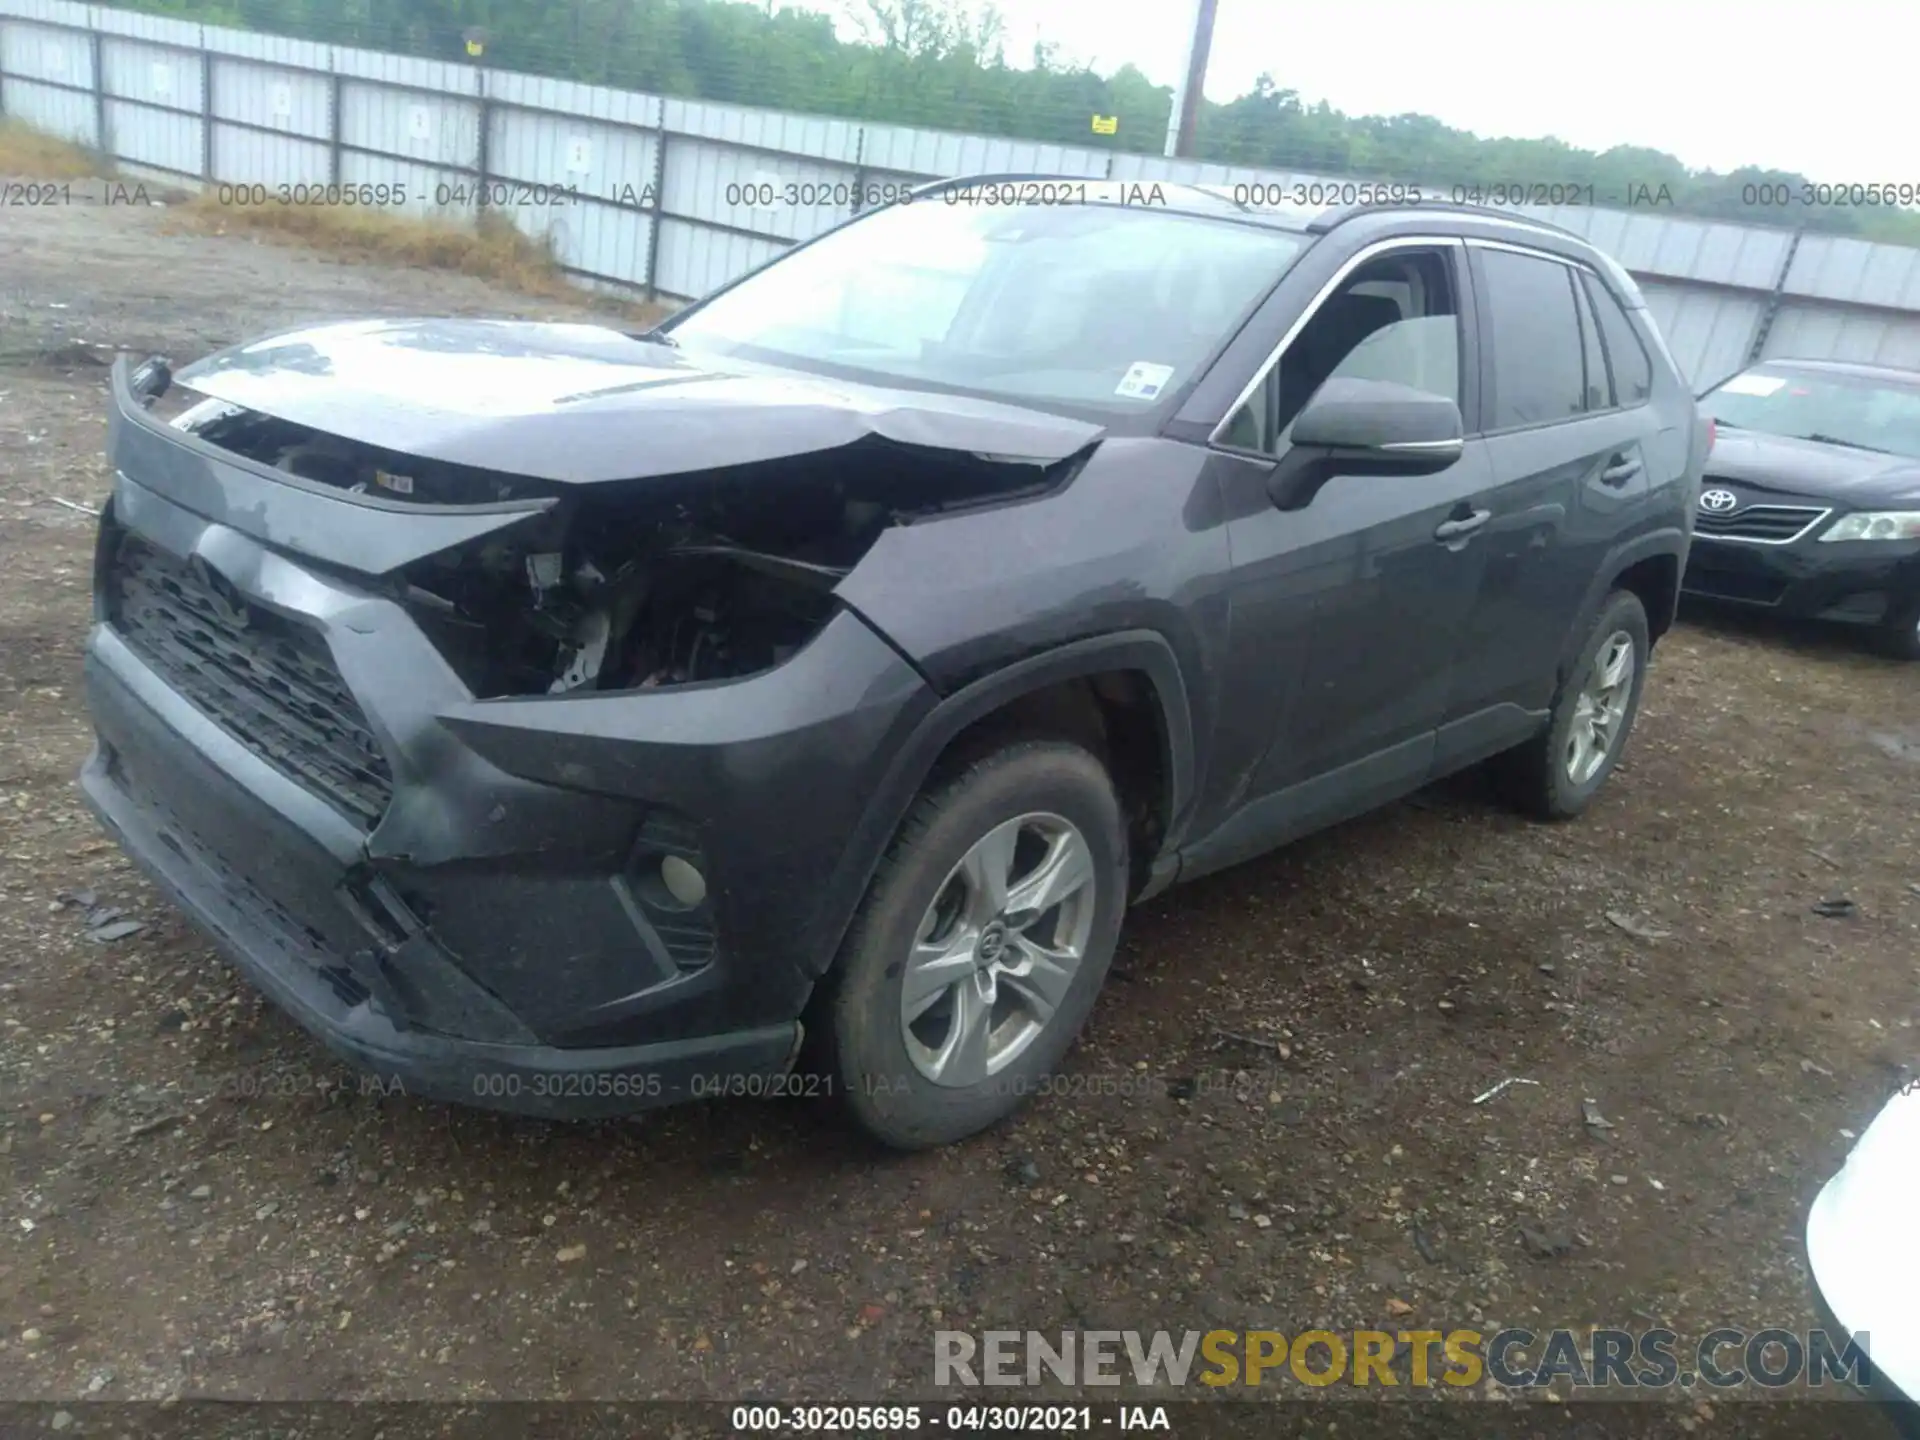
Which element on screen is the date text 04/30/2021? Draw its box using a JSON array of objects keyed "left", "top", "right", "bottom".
[{"left": 729, "top": 1405, "right": 1172, "bottom": 1433}]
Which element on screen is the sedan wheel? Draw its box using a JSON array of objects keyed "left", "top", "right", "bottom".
[{"left": 1870, "top": 593, "right": 1920, "bottom": 661}]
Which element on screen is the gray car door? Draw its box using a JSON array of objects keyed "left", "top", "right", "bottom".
[{"left": 1203, "top": 239, "right": 1499, "bottom": 861}]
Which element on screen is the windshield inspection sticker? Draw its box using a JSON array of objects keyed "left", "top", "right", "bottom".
[
  {"left": 1721, "top": 372, "right": 1787, "bottom": 397},
  {"left": 1116, "top": 361, "right": 1175, "bottom": 400}
]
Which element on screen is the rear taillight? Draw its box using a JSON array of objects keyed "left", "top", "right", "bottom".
[{"left": 1704, "top": 418, "right": 1717, "bottom": 453}]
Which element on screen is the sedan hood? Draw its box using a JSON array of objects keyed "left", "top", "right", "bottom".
[
  {"left": 173, "top": 318, "right": 1105, "bottom": 484},
  {"left": 1805, "top": 1080, "right": 1920, "bottom": 1400},
  {"left": 1707, "top": 428, "right": 1920, "bottom": 505}
]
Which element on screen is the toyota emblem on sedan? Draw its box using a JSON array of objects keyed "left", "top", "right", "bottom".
[{"left": 1699, "top": 488, "right": 1739, "bottom": 514}]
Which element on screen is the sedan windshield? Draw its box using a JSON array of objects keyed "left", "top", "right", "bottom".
[
  {"left": 662, "top": 197, "right": 1307, "bottom": 415},
  {"left": 1701, "top": 366, "right": 1920, "bottom": 460}
]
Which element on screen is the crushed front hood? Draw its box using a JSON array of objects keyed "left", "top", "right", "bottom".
[{"left": 173, "top": 318, "right": 1105, "bottom": 483}]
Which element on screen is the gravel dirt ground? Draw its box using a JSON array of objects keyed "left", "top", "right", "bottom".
[{"left": 2, "top": 177, "right": 1918, "bottom": 1431}]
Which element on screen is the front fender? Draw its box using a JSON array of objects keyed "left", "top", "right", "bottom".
[{"left": 805, "top": 629, "right": 1197, "bottom": 976}]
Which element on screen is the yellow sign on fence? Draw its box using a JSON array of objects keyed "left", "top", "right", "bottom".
[{"left": 1090, "top": 114, "right": 1118, "bottom": 135}]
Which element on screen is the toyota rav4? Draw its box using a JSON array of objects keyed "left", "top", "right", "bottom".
[{"left": 81, "top": 181, "right": 1707, "bottom": 1148}]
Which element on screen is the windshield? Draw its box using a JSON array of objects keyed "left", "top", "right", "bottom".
[
  {"left": 662, "top": 198, "right": 1307, "bottom": 415},
  {"left": 1701, "top": 366, "right": 1920, "bottom": 460}
]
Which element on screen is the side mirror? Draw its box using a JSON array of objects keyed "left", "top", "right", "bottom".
[
  {"left": 128, "top": 355, "right": 173, "bottom": 408},
  {"left": 1267, "top": 377, "right": 1464, "bottom": 510}
]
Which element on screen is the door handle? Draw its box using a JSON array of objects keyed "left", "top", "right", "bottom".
[
  {"left": 1434, "top": 509, "right": 1491, "bottom": 542},
  {"left": 1601, "top": 453, "right": 1643, "bottom": 486}
]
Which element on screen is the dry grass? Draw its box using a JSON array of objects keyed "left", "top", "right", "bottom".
[
  {"left": 0, "top": 120, "right": 108, "bottom": 180},
  {"left": 168, "top": 193, "right": 662, "bottom": 320},
  {"left": 1, "top": 116, "right": 660, "bottom": 317}
]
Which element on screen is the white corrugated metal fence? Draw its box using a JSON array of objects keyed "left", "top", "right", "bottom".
[{"left": 5, "top": 0, "right": 1920, "bottom": 382}]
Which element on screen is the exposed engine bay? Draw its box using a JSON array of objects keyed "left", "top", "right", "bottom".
[
  {"left": 177, "top": 400, "right": 1079, "bottom": 698},
  {"left": 401, "top": 505, "right": 857, "bottom": 698}
]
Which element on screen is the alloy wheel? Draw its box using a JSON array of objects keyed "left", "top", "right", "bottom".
[
  {"left": 899, "top": 813, "right": 1098, "bottom": 1088},
  {"left": 1565, "top": 630, "right": 1636, "bottom": 786}
]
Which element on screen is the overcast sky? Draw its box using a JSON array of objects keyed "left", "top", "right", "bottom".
[{"left": 829, "top": 0, "right": 1905, "bottom": 183}]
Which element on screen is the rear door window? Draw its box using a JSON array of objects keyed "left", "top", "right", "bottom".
[{"left": 1478, "top": 248, "right": 1586, "bottom": 428}]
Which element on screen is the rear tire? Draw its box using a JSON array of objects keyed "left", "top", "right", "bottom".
[
  {"left": 827, "top": 741, "right": 1128, "bottom": 1151},
  {"left": 1494, "top": 589, "right": 1651, "bottom": 821},
  {"left": 1869, "top": 592, "right": 1920, "bottom": 661}
]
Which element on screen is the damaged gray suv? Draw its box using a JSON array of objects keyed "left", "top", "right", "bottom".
[{"left": 81, "top": 180, "right": 1706, "bottom": 1148}]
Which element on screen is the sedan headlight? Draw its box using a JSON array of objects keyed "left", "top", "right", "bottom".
[{"left": 1818, "top": 511, "right": 1920, "bottom": 542}]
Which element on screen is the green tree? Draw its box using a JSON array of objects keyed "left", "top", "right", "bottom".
[{"left": 97, "top": 0, "right": 1920, "bottom": 244}]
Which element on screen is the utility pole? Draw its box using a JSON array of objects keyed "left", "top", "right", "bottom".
[{"left": 1162, "top": 0, "right": 1218, "bottom": 159}]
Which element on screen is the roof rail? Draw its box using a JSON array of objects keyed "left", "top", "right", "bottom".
[{"left": 1306, "top": 198, "right": 1588, "bottom": 241}]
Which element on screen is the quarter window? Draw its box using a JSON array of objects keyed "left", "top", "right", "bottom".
[
  {"left": 1582, "top": 272, "right": 1654, "bottom": 405},
  {"left": 1571, "top": 271, "right": 1612, "bottom": 411}
]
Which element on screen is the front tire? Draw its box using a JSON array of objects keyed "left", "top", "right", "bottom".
[
  {"left": 1870, "top": 592, "right": 1920, "bottom": 661},
  {"left": 1494, "top": 589, "right": 1651, "bottom": 820},
  {"left": 828, "top": 741, "right": 1128, "bottom": 1151}
]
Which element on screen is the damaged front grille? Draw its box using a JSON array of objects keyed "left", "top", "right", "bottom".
[
  {"left": 107, "top": 536, "right": 394, "bottom": 828},
  {"left": 109, "top": 753, "right": 373, "bottom": 1010}
]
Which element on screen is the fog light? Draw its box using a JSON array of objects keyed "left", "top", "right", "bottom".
[{"left": 659, "top": 855, "right": 707, "bottom": 908}]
